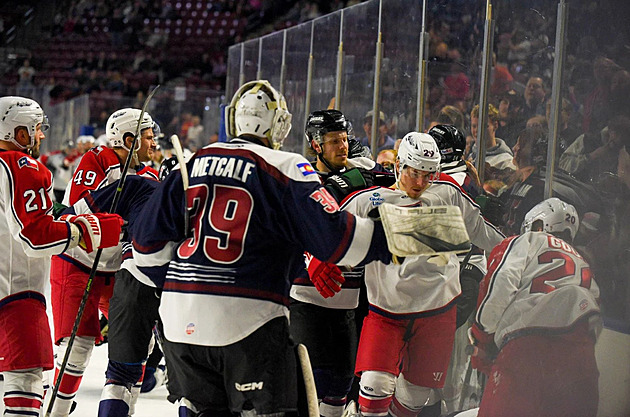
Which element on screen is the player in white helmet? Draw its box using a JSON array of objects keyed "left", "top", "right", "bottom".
[
  {"left": 0, "top": 96, "right": 123, "bottom": 416},
  {"left": 48, "top": 107, "right": 159, "bottom": 417},
  {"left": 468, "top": 197, "right": 600, "bottom": 417},
  {"left": 340, "top": 132, "right": 503, "bottom": 417}
]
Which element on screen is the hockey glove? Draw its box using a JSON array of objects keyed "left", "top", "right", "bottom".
[
  {"left": 305, "top": 252, "right": 345, "bottom": 298},
  {"left": 67, "top": 213, "right": 125, "bottom": 253},
  {"left": 468, "top": 324, "right": 498, "bottom": 376},
  {"left": 475, "top": 194, "right": 505, "bottom": 227},
  {"left": 324, "top": 167, "right": 375, "bottom": 203}
]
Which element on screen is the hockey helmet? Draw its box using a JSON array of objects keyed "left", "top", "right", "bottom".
[
  {"left": 305, "top": 109, "right": 350, "bottom": 146},
  {"left": 106, "top": 108, "right": 154, "bottom": 152},
  {"left": 397, "top": 132, "right": 441, "bottom": 174},
  {"left": 428, "top": 124, "right": 466, "bottom": 163},
  {"left": 521, "top": 197, "right": 579, "bottom": 240},
  {"left": 225, "top": 80, "right": 292, "bottom": 150},
  {"left": 0, "top": 96, "right": 48, "bottom": 151}
]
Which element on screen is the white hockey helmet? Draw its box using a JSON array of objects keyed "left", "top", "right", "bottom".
[
  {"left": 225, "top": 80, "right": 292, "bottom": 150},
  {"left": 397, "top": 132, "right": 441, "bottom": 173},
  {"left": 106, "top": 108, "right": 154, "bottom": 152},
  {"left": 521, "top": 197, "right": 579, "bottom": 240},
  {"left": 0, "top": 96, "right": 48, "bottom": 151}
]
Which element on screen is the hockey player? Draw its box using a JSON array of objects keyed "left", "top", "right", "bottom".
[
  {"left": 470, "top": 198, "right": 601, "bottom": 417},
  {"left": 340, "top": 132, "right": 503, "bottom": 417},
  {"left": 290, "top": 109, "right": 377, "bottom": 417},
  {"left": 0, "top": 96, "right": 123, "bottom": 416},
  {"left": 48, "top": 108, "right": 159, "bottom": 417},
  {"left": 129, "top": 80, "right": 411, "bottom": 417}
]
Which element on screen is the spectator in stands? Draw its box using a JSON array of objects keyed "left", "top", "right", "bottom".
[
  {"left": 376, "top": 148, "right": 396, "bottom": 173},
  {"left": 359, "top": 110, "right": 395, "bottom": 154},
  {"left": 17, "top": 59, "right": 36, "bottom": 86},
  {"left": 495, "top": 89, "right": 526, "bottom": 148},
  {"left": 186, "top": 115, "right": 204, "bottom": 150},
  {"left": 559, "top": 115, "right": 630, "bottom": 183},
  {"left": 468, "top": 103, "right": 516, "bottom": 176},
  {"left": 496, "top": 126, "right": 548, "bottom": 236},
  {"left": 522, "top": 76, "right": 547, "bottom": 120}
]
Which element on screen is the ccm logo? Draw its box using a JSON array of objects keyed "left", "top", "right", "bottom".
[{"left": 235, "top": 382, "right": 264, "bottom": 391}]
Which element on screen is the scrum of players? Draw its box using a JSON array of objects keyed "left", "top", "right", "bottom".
[{"left": 0, "top": 80, "right": 601, "bottom": 417}]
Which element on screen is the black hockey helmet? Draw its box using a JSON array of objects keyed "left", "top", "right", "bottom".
[
  {"left": 428, "top": 124, "right": 466, "bottom": 163},
  {"left": 159, "top": 156, "right": 179, "bottom": 181},
  {"left": 305, "top": 109, "right": 349, "bottom": 147}
]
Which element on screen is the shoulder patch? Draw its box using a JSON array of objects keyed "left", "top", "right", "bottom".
[
  {"left": 297, "top": 162, "right": 317, "bottom": 176},
  {"left": 18, "top": 156, "right": 39, "bottom": 170}
]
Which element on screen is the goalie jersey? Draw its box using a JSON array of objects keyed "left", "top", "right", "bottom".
[{"left": 131, "top": 139, "right": 390, "bottom": 346}]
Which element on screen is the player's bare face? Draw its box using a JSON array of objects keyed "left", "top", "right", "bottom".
[
  {"left": 137, "top": 128, "right": 156, "bottom": 163},
  {"left": 321, "top": 131, "right": 348, "bottom": 170},
  {"left": 399, "top": 166, "right": 433, "bottom": 199}
]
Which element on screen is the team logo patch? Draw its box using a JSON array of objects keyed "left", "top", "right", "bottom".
[
  {"left": 369, "top": 192, "right": 384, "bottom": 206},
  {"left": 17, "top": 156, "right": 39, "bottom": 170},
  {"left": 185, "top": 322, "right": 195, "bottom": 335},
  {"left": 579, "top": 299, "right": 589, "bottom": 311},
  {"left": 297, "top": 162, "right": 317, "bottom": 176}
]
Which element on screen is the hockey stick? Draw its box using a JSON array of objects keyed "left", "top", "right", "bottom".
[
  {"left": 169, "top": 134, "right": 191, "bottom": 237},
  {"left": 45, "top": 85, "right": 161, "bottom": 417},
  {"left": 296, "top": 344, "right": 320, "bottom": 417}
]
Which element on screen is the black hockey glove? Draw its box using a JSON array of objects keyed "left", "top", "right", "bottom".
[
  {"left": 475, "top": 194, "right": 505, "bottom": 227},
  {"left": 324, "top": 167, "right": 375, "bottom": 203},
  {"left": 348, "top": 137, "right": 373, "bottom": 159}
]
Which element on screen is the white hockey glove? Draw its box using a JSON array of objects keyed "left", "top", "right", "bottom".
[
  {"left": 378, "top": 203, "right": 471, "bottom": 257},
  {"left": 64, "top": 213, "right": 125, "bottom": 253}
]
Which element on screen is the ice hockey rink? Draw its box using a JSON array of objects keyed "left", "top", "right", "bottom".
[{"left": 0, "top": 342, "right": 179, "bottom": 416}]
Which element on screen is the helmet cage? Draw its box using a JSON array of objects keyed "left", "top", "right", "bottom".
[{"left": 225, "top": 80, "right": 292, "bottom": 150}]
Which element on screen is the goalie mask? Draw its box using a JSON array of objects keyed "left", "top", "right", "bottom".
[
  {"left": 225, "top": 80, "right": 292, "bottom": 150},
  {"left": 0, "top": 96, "right": 49, "bottom": 151},
  {"left": 428, "top": 124, "right": 466, "bottom": 164},
  {"left": 521, "top": 197, "right": 579, "bottom": 240},
  {"left": 106, "top": 108, "right": 155, "bottom": 152}
]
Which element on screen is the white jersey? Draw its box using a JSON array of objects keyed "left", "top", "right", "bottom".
[
  {"left": 341, "top": 173, "right": 504, "bottom": 316},
  {"left": 475, "top": 232, "right": 600, "bottom": 349},
  {"left": 0, "top": 150, "right": 74, "bottom": 303}
]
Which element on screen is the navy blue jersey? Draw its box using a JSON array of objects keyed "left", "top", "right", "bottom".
[{"left": 131, "top": 139, "right": 390, "bottom": 346}]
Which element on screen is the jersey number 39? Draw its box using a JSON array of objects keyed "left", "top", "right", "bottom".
[{"left": 177, "top": 184, "right": 253, "bottom": 264}]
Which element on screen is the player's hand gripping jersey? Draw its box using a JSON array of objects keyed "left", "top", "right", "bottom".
[
  {"left": 131, "top": 140, "right": 392, "bottom": 346},
  {"left": 473, "top": 231, "right": 600, "bottom": 350}
]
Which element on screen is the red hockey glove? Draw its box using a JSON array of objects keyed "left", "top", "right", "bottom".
[
  {"left": 67, "top": 213, "right": 124, "bottom": 253},
  {"left": 468, "top": 324, "right": 498, "bottom": 376},
  {"left": 305, "top": 253, "right": 345, "bottom": 298}
]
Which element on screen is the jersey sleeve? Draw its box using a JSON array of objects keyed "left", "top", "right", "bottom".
[
  {"left": 0, "top": 156, "right": 72, "bottom": 257},
  {"left": 65, "top": 146, "right": 115, "bottom": 205},
  {"left": 474, "top": 235, "right": 525, "bottom": 334}
]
